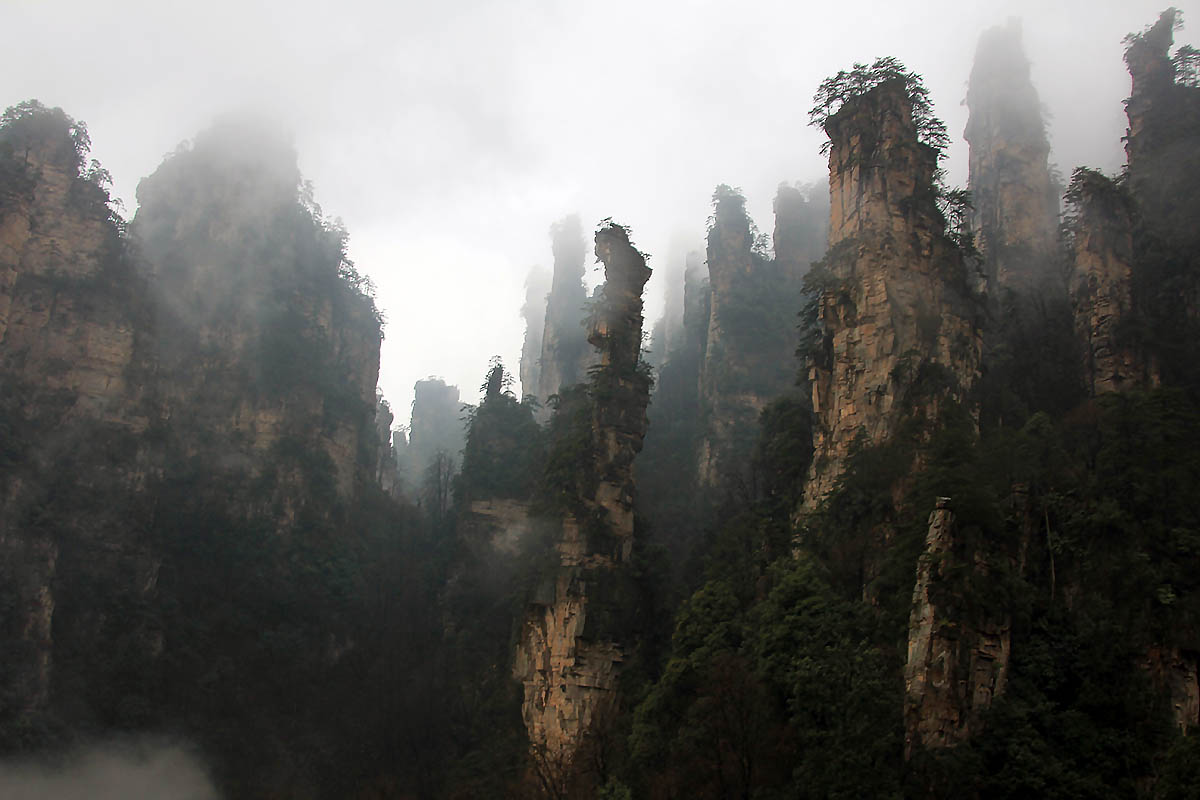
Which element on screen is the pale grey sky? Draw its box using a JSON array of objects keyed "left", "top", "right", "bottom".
[{"left": 3, "top": 0, "right": 1191, "bottom": 420}]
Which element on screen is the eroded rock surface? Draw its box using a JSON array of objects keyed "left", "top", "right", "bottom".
[
  {"left": 515, "top": 222, "right": 650, "bottom": 769},
  {"left": 805, "top": 80, "right": 983, "bottom": 506},
  {"left": 904, "top": 498, "right": 1010, "bottom": 757}
]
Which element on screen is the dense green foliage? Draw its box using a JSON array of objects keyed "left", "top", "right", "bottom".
[{"left": 809, "top": 56, "right": 949, "bottom": 157}]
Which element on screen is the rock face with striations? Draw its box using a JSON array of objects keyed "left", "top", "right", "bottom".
[
  {"left": 513, "top": 222, "right": 651, "bottom": 770},
  {"left": 965, "top": 19, "right": 1060, "bottom": 294},
  {"left": 805, "top": 80, "right": 983, "bottom": 506},
  {"left": 904, "top": 498, "right": 1011, "bottom": 758},
  {"left": 0, "top": 105, "right": 154, "bottom": 719},
  {"left": 1066, "top": 172, "right": 1154, "bottom": 395}
]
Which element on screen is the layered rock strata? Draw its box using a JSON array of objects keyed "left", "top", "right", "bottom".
[
  {"left": 1067, "top": 175, "right": 1155, "bottom": 394},
  {"left": 805, "top": 80, "right": 983, "bottom": 506}
]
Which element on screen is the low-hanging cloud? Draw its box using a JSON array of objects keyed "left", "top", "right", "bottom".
[{"left": 0, "top": 738, "right": 219, "bottom": 800}]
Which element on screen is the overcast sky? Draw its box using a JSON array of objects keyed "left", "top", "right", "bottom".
[{"left": 4, "top": 0, "right": 1192, "bottom": 423}]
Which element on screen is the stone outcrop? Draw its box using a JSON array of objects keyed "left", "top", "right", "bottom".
[
  {"left": 805, "top": 80, "right": 983, "bottom": 506},
  {"left": 965, "top": 19, "right": 1060, "bottom": 294},
  {"left": 519, "top": 265, "right": 550, "bottom": 401},
  {"left": 514, "top": 221, "right": 651, "bottom": 771},
  {"left": 904, "top": 498, "right": 1011, "bottom": 758},
  {"left": 534, "top": 214, "right": 591, "bottom": 417},
  {"left": 1143, "top": 646, "right": 1200, "bottom": 735},
  {"left": 1067, "top": 172, "right": 1156, "bottom": 395}
]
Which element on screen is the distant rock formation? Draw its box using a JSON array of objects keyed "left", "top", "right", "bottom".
[
  {"left": 965, "top": 19, "right": 1059, "bottom": 294},
  {"left": 772, "top": 182, "right": 828, "bottom": 292},
  {"left": 805, "top": 79, "right": 983, "bottom": 506},
  {"left": 534, "top": 214, "right": 592, "bottom": 417},
  {"left": 519, "top": 265, "right": 551, "bottom": 402},
  {"left": 698, "top": 186, "right": 807, "bottom": 490}
]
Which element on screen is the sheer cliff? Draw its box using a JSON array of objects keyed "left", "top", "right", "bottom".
[
  {"left": 805, "top": 77, "right": 984, "bottom": 507},
  {"left": 513, "top": 222, "right": 651, "bottom": 788}
]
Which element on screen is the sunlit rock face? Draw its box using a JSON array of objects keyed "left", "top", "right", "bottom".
[
  {"left": 1068, "top": 177, "right": 1156, "bottom": 395},
  {"left": 535, "top": 215, "right": 591, "bottom": 419},
  {"left": 514, "top": 222, "right": 650, "bottom": 770},
  {"left": 903, "top": 498, "right": 1011, "bottom": 758},
  {"left": 133, "top": 115, "right": 382, "bottom": 499},
  {"left": 965, "top": 19, "right": 1059, "bottom": 294},
  {"left": 0, "top": 107, "right": 153, "bottom": 717},
  {"left": 805, "top": 80, "right": 983, "bottom": 507}
]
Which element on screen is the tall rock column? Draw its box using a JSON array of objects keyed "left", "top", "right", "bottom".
[
  {"left": 965, "top": 19, "right": 1060, "bottom": 293},
  {"left": 513, "top": 222, "right": 651, "bottom": 776},
  {"left": 1066, "top": 172, "right": 1154, "bottom": 395},
  {"left": 805, "top": 80, "right": 983, "bottom": 506},
  {"left": 904, "top": 498, "right": 1011, "bottom": 757},
  {"left": 698, "top": 187, "right": 800, "bottom": 489},
  {"left": 519, "top": 265, "right": 551, "bottom": 402},
  {"left": 535, "top": 214, "right": 591, "bottom": 416}
]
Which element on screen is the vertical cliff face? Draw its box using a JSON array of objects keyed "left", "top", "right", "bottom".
[
  {"left": 0, "top": 105, "right": 154, "bottom": 719},
  {"left": 1124, "top": 8, "right": 1185, "bottom": 177},
  {"left": 1144, "top": 646, "right": 1200, "bottom": 734},
  {"left": 0, "top": 105, "right": 148, "bottom": 425},
  {"left": 1120, "top": 9, "right": 1200, "bottom": 388},
  {"left": 773, "top": 182, "right": 829, "bottom": 291},
  {"left": 133, "top": 116, "right": 382, "bottom": 499},
  {"left": 904, "top": 498, "right": 1010, "bottom": 758},
  {"left": 535, "top": 215, "right": 591, "bottom": 415},
  {"left": 806, "top": 80, "right": 983, "bottom": 506},
  {"left": 1066, "top": 172, "right": 1155, "bottom": 395},
  {"left": 0, "top": 107, "right": 391, "bottom": 754},
  {"left": 519, "top": 266, "right": 551, "bottom": 401},
  {"left": 698, "top": 187, "right": 800, "bottom": 489},
  {"left": 965, "top": 19, "right": 1060, "bottom": 293},
  {"left": 514, "top": 222, "right": 650, "bottom": 774}
]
